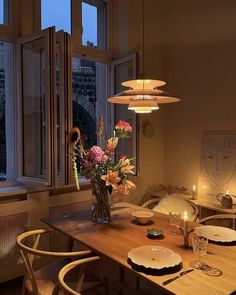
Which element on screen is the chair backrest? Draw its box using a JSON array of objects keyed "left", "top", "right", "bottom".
[
  {"left": 16, "top": 229, "right": 92, "bottom": 295},
  {"left": 199, "top": 214, "right": 236, "bottom": 225},
  {"left": 58, "top": 256, "right": 100, "bottom": 295},
  {"left": 142, "top": 194, "right": 199, "bottom": 222}
]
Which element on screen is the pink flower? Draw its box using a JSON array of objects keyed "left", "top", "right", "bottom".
[
  {"left": 101, "top": 154, "right": 108, "bottom": 163},
  {"left": 88, "top": 146, "right": 108, "bottom": 164},
  {"left": 115, "top": 120, "right": 132, "bottom": 133},
  {"left": 83, "top": 160, "right": 92, "bottom": 170}
]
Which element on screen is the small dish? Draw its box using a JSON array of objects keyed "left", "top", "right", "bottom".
[
  {"left": 132, "top": 211, "right": 154, "bottom": 225},
  {"left": 147, "top": 228, "right": 164, "bottom": 239}
]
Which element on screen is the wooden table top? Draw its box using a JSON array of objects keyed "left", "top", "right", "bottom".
[{"left": 42, "top": 202, "right": 236, "bottom": 295}]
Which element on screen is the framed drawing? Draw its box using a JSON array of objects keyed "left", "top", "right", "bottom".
[{"left": 198, "top": 131, "right": 236, "bottom": 201}]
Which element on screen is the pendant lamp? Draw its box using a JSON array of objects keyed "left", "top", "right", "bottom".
[{"left": 107, "top": 0, "right": 180, "bottom": 113}]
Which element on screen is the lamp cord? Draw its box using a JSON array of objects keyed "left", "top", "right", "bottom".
[{"left": 142, "top": 0, "right": 145, "bottom": 98}]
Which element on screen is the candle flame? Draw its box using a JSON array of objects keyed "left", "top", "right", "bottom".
[
  {"left": 183, "top": 211, "right": 188, "bottom": 220},
  {"left": 193, "top": 185, "right": 196, "bottom": 191},
  {"left": 226, "top": 190, "right": 229, "bottom": 195}
]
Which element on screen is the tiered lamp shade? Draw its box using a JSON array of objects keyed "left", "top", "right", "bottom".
[{"left": 107, "top": 79, "right": 180, "bottom": 113}]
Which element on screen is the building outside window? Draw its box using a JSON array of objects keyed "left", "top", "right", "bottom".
[{"left": 72, "top": 57, "right": 107, "bottom": 172}]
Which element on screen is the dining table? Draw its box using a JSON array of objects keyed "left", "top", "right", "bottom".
[{"left": 41, "top": 201, "right": 236, "bottom": 295}]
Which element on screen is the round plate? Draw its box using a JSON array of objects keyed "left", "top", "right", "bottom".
[
  {"left": 194, "top": 225, "right": 236, "bottom": 242},
  {"left": 128, "top": 246, "right": 181, "bottom": 269}
]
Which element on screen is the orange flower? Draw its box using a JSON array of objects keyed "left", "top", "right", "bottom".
[
  {"left": 120, "top": 157, "right": 135, "bottom": 174},
  {"left": 106, "top": 137, "right": 118, "bottom": 154},
  {"left": 114, "top": 185, "right": 126, "bottom": 198},
  {"left": 101, "top": 170, "right": 121, "bottom": 188},
  {"left": 124, "top": 180, "right": 136, "bottom": 193}
]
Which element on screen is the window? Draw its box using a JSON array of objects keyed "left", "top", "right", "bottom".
[
  {"left": 0, "top": 0, "right": 3, "bottom": 24},
  {"left": 0, "top": 41, "right": 13, "bottom": 182},
  {"left": 21, "top": 38, "right": 47, "bottom": 178},
  {"left": 111, "top": 54, "right": 139, "bottom": 175},
  {"left": 41, "top": 0, "right": 71, "bottom": 33},
  {"left": 82, "top": 0, "right": 107, "bottom": 49},
  {"left": 72, "top": 57, "right": 107, "bottom": 171},
  {"left": 0, "top": 0, "right": 9, "bottom": 25}
]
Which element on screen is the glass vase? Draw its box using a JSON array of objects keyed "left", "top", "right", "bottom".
[{"left": 91, "top": 180, "right": 111, "bottom": 223}]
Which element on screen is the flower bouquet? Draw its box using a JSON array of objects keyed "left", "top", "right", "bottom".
[{"left": 68, "top": 118, "right": 136, "bottom": 223}]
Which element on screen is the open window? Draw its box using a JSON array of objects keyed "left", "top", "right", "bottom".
[
  {"left": 110, "top": 53, "right": 139, "bottom": 176},
  {"left": 16, "top": 28, "right": 71, "bottom": 187}
]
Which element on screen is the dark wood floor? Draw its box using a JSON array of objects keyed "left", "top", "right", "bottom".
[{"left": 0, "top": 277, "right": 23, "bottom": 295}]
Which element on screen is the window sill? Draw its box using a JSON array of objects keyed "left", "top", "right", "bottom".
[
  {"left": 49, "top": 182, "right": 91, "bottom": 196},
  {"left": 0, "top": 185, "right": 48, "bottom": 198}
]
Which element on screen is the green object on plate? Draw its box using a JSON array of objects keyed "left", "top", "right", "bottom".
[{"left": 147, "top": 228, "right": 164, "bottom": 238}]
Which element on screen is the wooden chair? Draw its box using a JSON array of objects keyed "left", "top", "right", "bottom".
[
  {"left": 16, "top": 229, "right": 107, "bottom": 295},
  {"left": 142, "top": 194, "right": 199, "bottom": 222},
  {"left": 199, "top": 214, "right": 236, "bottom": 225},
  {"left": 58, "top": 256, "right": 108, "bottom": 295}
]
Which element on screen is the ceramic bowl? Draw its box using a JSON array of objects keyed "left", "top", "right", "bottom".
[
  {"left": 147, "top": 228, "right": 164, "bottom": 239},
  {"left": 132, "top": 211, "right": 154, "bottom": 225}
]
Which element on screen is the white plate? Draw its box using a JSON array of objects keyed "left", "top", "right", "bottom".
[
  {"left": 194, "top": 225, "right": 236, "bottom": 242},
  {"left": 128, "top": 245, "right": 182, "bottom": 269}
]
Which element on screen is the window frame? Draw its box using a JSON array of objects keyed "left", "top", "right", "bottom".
[
  {"left": 15, "top": 28, "right": 55, "bottom": 186},
  {"left": 0, "top": 0, "right": 20, "bottom": 39},
  {"left": 0, "top": 40, "right": 18, "bottom": 187},
  {"left": 38, "top": 0, "right": 112, "bottom": 63},
  {"left": 110, "top": 53, "right": 139, "bottom": 176}
]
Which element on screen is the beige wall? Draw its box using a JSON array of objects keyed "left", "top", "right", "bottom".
[
  {"left": 161, "top": 1, "right": 236, "bottom": 195},
  {"left": 112, "top": 0, "right": 236, "bottom": 202}
]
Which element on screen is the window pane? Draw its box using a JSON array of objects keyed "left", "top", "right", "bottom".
[
  {"left": 0, "top": 42, "right": 13, "bottom": 181},
  {"left": 82, "top": 0, "right": 107, "bottom": 49},
  {"left": 114, "top": 59, "right": 138, "bottom": 175},
  {"left": 0, "top": 0, "right": 9, "bottom": 25},
  {"left": 0, "top": 0, "right": 3, "bottom": 24},
  {"left": 72, "top": 57, "right": 107, "bottom": 171},
  {"left": 22, "top": 38, "right": 46, "bottom": 178},
  {"left": 41, "top": 0, "right": 71, "bottom": 33},
  {"left": 56, "top": 49, "right": 61, "bottom": 177}
]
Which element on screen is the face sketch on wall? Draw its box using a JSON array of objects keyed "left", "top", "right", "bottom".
[{"left": 200, "top": 134, "right": 236, "bottom": 194}]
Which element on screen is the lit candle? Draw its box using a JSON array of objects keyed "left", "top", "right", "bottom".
[
  {"left": 226, "top": 190, "right": 229, "bottom": 195},
  {"left": 183, "top": 211, "right": 188, "bottom": 238},
  {"left": 113, "top": 130, "right": 116, "bottom": 138},
  {"left": 192, "top": 185, "right": 196, "bottom": 200}
]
